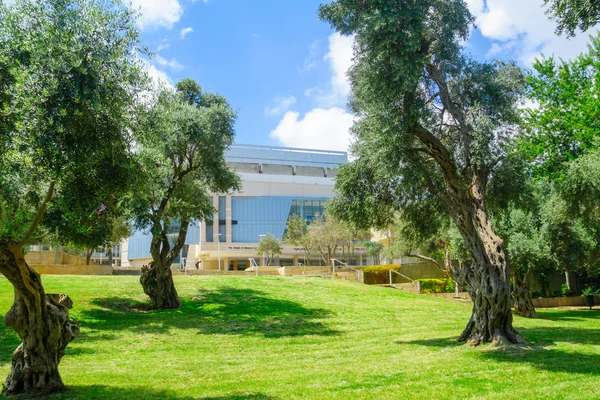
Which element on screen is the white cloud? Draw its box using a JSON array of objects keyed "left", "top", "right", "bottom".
[
  {"left": 180, "top": 27, "right": 194, "bottom": 39},
  {"left": 143, "top": 60, "right": 174, "bottom": 89},
  {"left": 131, "top": 0, "right": 183, "bottom": 30},
  {"left": 271, "top": 33, "right": 356, "bottom": 152},
  {"left": 467, "top": 0, "right": 597, "bottom": 64},
  {"left": 156, "top": 41, "right": 171, "bottom": 52},
  {"left": 306, "top": 33, "right": 354, "bottom": 107},
  {"left": 264, "top": 96, "right": 297, "bottom": 116},
  {"left": 154, "top": 55, "right": 184, "bottom": 71},
  {"left": 270, "top": 108, "right": 354, "bottom": 152},
  {"left": 299, "top": 41, "right": 319, "bottom": 73}
]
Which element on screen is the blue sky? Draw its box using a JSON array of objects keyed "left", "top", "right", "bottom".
[{"left": 133, "top": 0, "right": 597, "bottom": 152}]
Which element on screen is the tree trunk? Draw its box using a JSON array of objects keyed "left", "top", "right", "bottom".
[
  {"left": 140, "top": 261, "right": 181, "bottom": 310},
  {"left": 85, "top": 248, "right": 92, "bottom": 265},
  {"left": 108, "top": 247, "right": 113, "bottom": 267},
  {"left": 0, "top": 241, "right": 80, "bottom": 396},
  {"left": 455, "top": 262, "right": 525, "bottom": 346},
  {"left": 512, "top": 267, "right": 536, "bottom": 318},
  {"left": 448, "top": 191, "right": 527, "bottom": 346}
]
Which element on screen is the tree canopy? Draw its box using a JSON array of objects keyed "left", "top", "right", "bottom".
[
  {"left": 544, "top": 0, "right": 600, "bottom": 37},
  {"left": 0, "top": 0, "right": 146, "bottom": 394}
]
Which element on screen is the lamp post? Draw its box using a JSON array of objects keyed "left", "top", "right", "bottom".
[
  {"left": 217, "top": 233, "right": 222, "bottom": 271},
  {"left": 258, "top": 234, "right": 266, "bottom": 276}
]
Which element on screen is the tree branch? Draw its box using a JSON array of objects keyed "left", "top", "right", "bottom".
[{"left": 18, "top": 180, "right": 55, "bottom": 248}]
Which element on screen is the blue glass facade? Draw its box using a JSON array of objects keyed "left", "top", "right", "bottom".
[
  {"left": 128, "top": 221, "right": 200, "bottom": 260},
  {"left": 231, "top": 196, "right": 326, "bottom": 243}
]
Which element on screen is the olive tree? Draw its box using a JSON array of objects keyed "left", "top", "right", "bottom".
[
  {"left": 256, "top": 233, "right": 283, "bottom": 266},
  {"left": 131, "top": 81, "right": 239, "bottom": 309},
  {"left": 320, "top": 0, "right": 528, "bottom": 345},
  {"left": 0, "top": 0, "right": 144, "bottom": 394},
  {"left": 284, "top": 214, "right": 314, "bottom": 265}
]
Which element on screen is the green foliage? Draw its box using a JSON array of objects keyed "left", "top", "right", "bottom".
[
  {"left": 418, "top": 278, "right": 455, "bottom": 294},
  {"left": 364, "top": 241, "right": 384, "bottom": 264},
  {"left": 128, "top": 81, "right": 240, "bottom": 265},
  {"left": 256, "top": 233, "right": 282, "bottom": 266},
  {"left": 283, "top": 214, "right": 309, "bottom": 246},
  {"left": 523, "top": 36, "right": 600, "bottom": 179},
  {"left": 0, "top": 0, "right": 145, "bottom": 245},
  {"left": 581, "top": 285, "right": 600, "bottom": 296},
  {"left": 362, "top": 264, "right": 401, "bottom": 284},
  {"left": 320, "top": 1, "right": 527, "bottom": 281},
  {"left": 544, "top": 0, "right": 600, "bottom": 37}
]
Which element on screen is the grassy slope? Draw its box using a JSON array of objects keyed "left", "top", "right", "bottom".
[{"left": 0, "top": 275, "right": 599, "bottom": 400}]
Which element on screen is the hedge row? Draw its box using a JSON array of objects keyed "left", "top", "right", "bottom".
[
  {"left": 363, "top": 264, "right": 401, "bottom": 285},
  {"left": 417, "top": 278, "right": 455, "bottom": 294}
]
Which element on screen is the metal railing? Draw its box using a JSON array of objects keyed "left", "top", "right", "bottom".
[
  {"left": 331, "top": 259, "right": 363, "bottom": 283},
  {"left": 249, "top": 258, "right": 259, "bottom": 276},
  {"left": 389, "top": 269, "right": 420, "bottom": 293}
]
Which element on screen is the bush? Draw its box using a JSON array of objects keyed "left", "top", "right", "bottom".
[
  {"left": 363, "top": 264, "right": 401, "bottom": 285},
  {"left": 418, "top": 278, "right": 455, "bottom": 294}
]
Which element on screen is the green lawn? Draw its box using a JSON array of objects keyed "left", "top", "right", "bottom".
[{"left": 0, "top": 275, "right": 599, "bottom": 400}]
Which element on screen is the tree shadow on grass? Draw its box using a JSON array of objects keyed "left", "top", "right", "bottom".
[
  {"left": 78, "top": 287, "right": 339, "bottom": 339},
  {"left": 43, "top": 385, "right": 277, "bottom": 400},
  {"left": 535, "top": 309, "right": 600, "bottom": 322},
  {"left": 396, "top": 325, "right": 600, "bottom": 375}
]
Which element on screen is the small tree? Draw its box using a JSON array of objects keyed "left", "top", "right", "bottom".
[
  {"left": 256, "top": 233, "right": 283, "bottom": 266},
  {"left": 284, "top": 214, "right": 313, "bottom": 265},
  {"left": 307, "top": 214, "right": 345, "bottom": 270},
  {"left": 364, "top": 241, "right": 384, "bottom": 265},
  {"left": 131, "top": 81, "right": 240, "bottom": 309}
]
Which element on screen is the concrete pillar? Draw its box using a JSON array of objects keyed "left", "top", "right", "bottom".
[
  {"left": 120, "top": 239, "right": 130, "bottom": 267},
  {"left": 54, "top": 247, "right": 61, "bottom": 265},
  {"left": 226, "top": 195, "right": 232, "bottom": 243},
  {"left": 223, "top": 257, "right": 229, "bottom": 270},
  {"left": 358, "top": 252, "right": 363, "bottom": 267},
  {"left": 212, "top": 195, "right": 219, "bottom": 243}
]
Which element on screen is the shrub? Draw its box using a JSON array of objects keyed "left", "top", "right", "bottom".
[
  {"left": 363, "top": 264, "right": 401, "bottom": 285},
  {"left": 418, "top": 278, "right": 455, "bottom": 294}
]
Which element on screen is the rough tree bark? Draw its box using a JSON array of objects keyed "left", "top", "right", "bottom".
[
  {"left": 444, "top": 177, "right": 527, "bottom": 346},
  {"left": 512, "top": 266, "right": 536, "bottom": 318},
  {"left": 140, "top": 260, "right": 181, "bottom": 309},
  {"left": 0, "top": 241, "right": 80, "bottom": 396},
  {"left": 139, "top": 217, "right": 189, "bottom": 309}
]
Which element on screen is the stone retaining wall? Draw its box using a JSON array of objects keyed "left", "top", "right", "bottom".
[{"left": 29, "top": 264, "right": 112, "bottom": 275}]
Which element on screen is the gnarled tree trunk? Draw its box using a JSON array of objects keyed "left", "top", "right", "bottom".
[
  {"left": 0, "top": 240, "right": 80, "bottom": 396},
  {"left": 140, "top": 261, "right": 181, "bottom": 309},
  {"left": 447, "top": 180, "right": 527, "bottom": 346},
  {"left": 512, "top": 266, "right": 536, "bottom": 318}
]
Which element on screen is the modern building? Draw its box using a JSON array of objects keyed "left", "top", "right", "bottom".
[{"left": 121, "top": 144, "right": 364, "bottom": 270}]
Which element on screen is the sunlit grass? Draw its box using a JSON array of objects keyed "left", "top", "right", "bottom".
[{"left": 1, "top": 275, "right": 599, "bottom": 399}]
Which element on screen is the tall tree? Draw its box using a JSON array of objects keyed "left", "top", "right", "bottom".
[
  {"left": 320, "top": 0, "right": 528, "bottom": 345},
  {"left": 0, "top": 0, "right": 144, "bottom": 395},
  {"left": 131, "top": 82, "right": 239, "bottom": 309},
  {"left": 544, "top": 0, "right": 600, "bottom": 37},
  {"left": 522, "top": 35, "right": 600, "bottom": 283}
]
